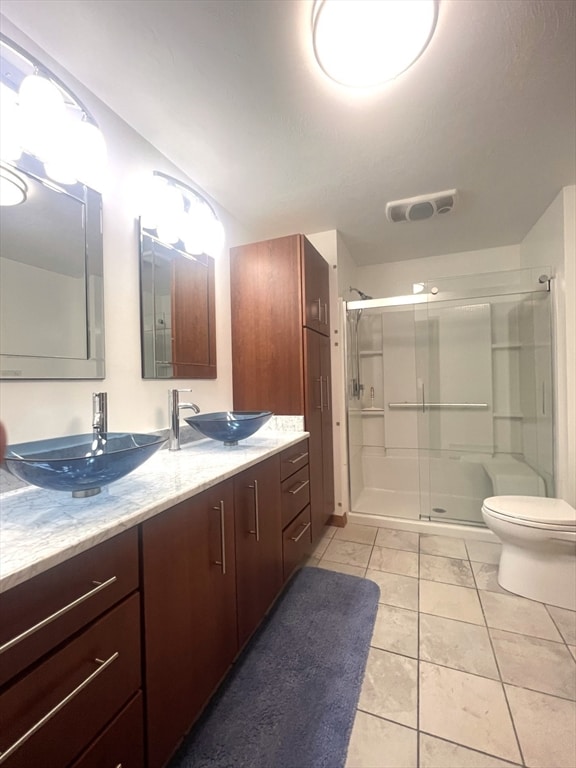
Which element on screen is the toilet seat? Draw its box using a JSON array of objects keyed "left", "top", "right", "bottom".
[{"left": 482, "top": 495, "right": 576, "bottom": 530}]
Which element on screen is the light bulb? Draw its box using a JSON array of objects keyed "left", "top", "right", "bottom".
[
  {"left": 0, "top": 166, "right": 27, "bottom": 206},
  {"left": 18, "top": 74, "right": 66, "bottom": 161},
  {"left": 73, "top": 121, "right": 107, "bottom": 191}
]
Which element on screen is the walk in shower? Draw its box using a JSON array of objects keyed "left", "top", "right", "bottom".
[{"left": 346, "top": 268, "right": 554, "bottom": 528}]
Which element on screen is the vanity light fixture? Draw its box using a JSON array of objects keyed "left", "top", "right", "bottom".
[
  {"left": 0, "top": 36, "right": 107, "bottom": 191},
  {"left": 142, "top": 171, "right": 225, "bottom": 259},
  {"left": 0, "top": 165, "right": 27, "bottom": 206},
  {"left": 312, "top": 0, "right": 438, "bottom": 88}
]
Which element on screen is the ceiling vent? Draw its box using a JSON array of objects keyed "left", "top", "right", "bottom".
[{"left": 386, "top": 189, "right": 458, "bottom": 223}]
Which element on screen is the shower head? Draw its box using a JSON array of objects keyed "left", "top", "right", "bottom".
[{"left": 349, "top": 287, "right": 373, "bottom": 301}]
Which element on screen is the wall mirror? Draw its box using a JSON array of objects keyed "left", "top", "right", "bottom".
[
  {"left": 0, "top": 35, "right": 106, "bottom": 379},
  {"left": 139, "top": 172, "right": 222, "bottom": 379}
]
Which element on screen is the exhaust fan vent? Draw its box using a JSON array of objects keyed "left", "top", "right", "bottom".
[{"left": 386, "top": 189, "right": 458, "bottom": 223}]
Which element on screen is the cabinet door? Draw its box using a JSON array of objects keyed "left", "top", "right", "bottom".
[
  {"left": 231, "top": 236, "right": 304, "bottom": 413},
  {"left": 142, "top": 480, "right": 237, "bottom": 768},
  {"left": 304, "top": 329, "right": 335, "bottom": 541},
  {"left": 302, "top": 236, "right": 330, "bottom": 336},
  {"left": 234, "top": 455, "right": 283, "bottom": 648}
]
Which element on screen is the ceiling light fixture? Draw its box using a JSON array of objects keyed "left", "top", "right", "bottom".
[
  {"left": 312, "top": 0, "right": 438, "bottom": 88},
  {"left": 0, "top": 165, "right": 28, "bottom": 206}
]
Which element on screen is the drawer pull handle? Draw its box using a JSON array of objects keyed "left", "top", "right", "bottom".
[
  {"left": 248, "top": 480, "right": 260, "bottom": 542},
  {"left": 212, "top": 500, "right": 227, "bottom": 575},
  {"left": 288, "top": 479, "right": 309, "bottom": 496},
  {"left": 290, "top": 521, "right": 311, "bottom": 543},
  {"left": 0, "top": 576, "right": 117, "bottom": 655},
  {"left": 287, "top": 452, "right": 308, "bottom": 465},
  {"left": 0, "top": 652, "right": 119, "bottom": 764}
]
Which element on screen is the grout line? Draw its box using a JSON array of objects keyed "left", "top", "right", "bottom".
[
  {"left": 543, "top": 603, "right": 575, "bottom": 649},
  {"left": 477, "top": 577, "right": 527, "bottom": 767}
]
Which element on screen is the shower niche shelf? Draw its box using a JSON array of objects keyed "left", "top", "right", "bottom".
[{"left": 359, "top": 350, "right": 383, "bottom": 357}]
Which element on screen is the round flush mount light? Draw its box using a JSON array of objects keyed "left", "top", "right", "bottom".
[{"left": 312, "top": 0, "right": 438, "bottom": 88}]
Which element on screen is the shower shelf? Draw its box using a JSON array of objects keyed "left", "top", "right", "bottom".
[
  {"left": 493, "top": 413, "right": 523, "bottom": 419},
  {"left": 491, "top": 343, "right": 521, "bottom": 349},
  {"left": 360, "top": 409, "right": 385, "bottom": 414},
  {"left": 359, "top": 350, "right": 383, "bottom": 357}
]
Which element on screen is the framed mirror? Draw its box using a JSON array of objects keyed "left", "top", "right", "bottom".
[
  {"left": 0, "top": 35, "right": 106, "bottom": 379},
  {"left": 139, "top": 229, "right": 217, "bottom": 380}
]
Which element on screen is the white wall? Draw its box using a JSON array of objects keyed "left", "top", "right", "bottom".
[
  {"left": 520, "top": 186, "right": 576, "bottom": 506},
  {"left": 0, "top": 19, "right": 258, "bottom": 444}
]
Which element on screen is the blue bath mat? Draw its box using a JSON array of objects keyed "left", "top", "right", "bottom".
[{"left": 168, "top": 566, "right": 380, "bottom": 768}]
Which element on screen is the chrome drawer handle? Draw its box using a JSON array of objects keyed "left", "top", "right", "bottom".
[
  {"left": 288, "top": 479, "right": 309, "bottom": 496},
  {"left": 213, "top": 501, "right": 227, "bottom": 575},
  {"left": 248, "top": 480, "right": 260, "bottom": 542},
  {"left": 287, "top": 451, "right": 308, "bottom": 465},
  {"left": 0, "top": 576, "right": 117, "bottom": 655},
  {"left": 290, "top": 521, "right": 311, "bottom": 543},
  {"left": 0, "top": 652, "right": 119, "bottom": 764}
]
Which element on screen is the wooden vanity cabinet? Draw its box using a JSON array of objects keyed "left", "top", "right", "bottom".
[
  {"left": 231, "top": 234, "right": 335, "bottom": 542},
  {"left": 141, "top": 479, "right": 237, "bottom": 768},
  {"left": 280, "top": 440, "right": 313, "bottom": 581},
  {"left": 234, "top": 454, "right": 283, "bottom": 648},
  {"left": 0, "top": 586, "right": 141, "bottom": 768}
]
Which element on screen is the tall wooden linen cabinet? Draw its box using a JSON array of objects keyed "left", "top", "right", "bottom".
[{"left": 230, "top": 234, "right": 335, "bottom": 542}]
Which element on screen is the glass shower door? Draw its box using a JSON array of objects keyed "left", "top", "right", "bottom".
[{"left": 416, "top": 270, "right": 554, "bottom": 526}]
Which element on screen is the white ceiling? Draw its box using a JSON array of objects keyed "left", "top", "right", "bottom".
[{"left": 1, "top": 0, "right": 575, "bottom": 265}]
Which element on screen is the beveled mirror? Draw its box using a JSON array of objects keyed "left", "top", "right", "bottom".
[
  {"left": 0, "top": 35, "right": 106, "bottom": 379},
  {"left": 139, "top": 172, "right": 222, "bottom": 379}
]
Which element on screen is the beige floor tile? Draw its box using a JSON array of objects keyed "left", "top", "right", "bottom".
[
  {"left": 368, "top": 546, "right": 418, "bottom": 578},
  {"left": 321, "top": 524, "right": 338, "bottom": 539},
  {"left": 345, "top": 711, "right": 417, "bottom": 768},
  {"left": 472, "top": 562, "right": 509, "bottom": 594},
  {"left": 480, "top": 590, "right": 562, "bottom": 641},
  {"left": 365, "top": 569, "right": 419, "bottom": 611},
  {"left": 420, "top": 613, "right": 499, "bottom": 679},
  {"left": 420, "top": 534, "right": 467, "bottom": 559},
  {"left": 371, "top": 604, "right": 418, "bottom": 658},
  {"left": 420, "top": 580, "right": 485, "bottom": 625},
  {"left": 490, "top": 628, "right": 576, "bottom": 699},
  {"left": 466, "top": 540, "right": 502, "bottom": 564},
  {"left": 505, "top": 684, "right": 576, "bottom": 768},
  {"left": 305, "top": 556, "right": 320, "bottom": 568},
  {"left": 419, "top": 553, "right": 475, "bottom": 587},
  {"left": 322, "top": 538, "right": 372, "bottom": 568},
  {"left": 374, "top": 527, "right": 419, "bottom": 553},
  {"left": 316, "top": 560, "right": 366, "bottom": 578},
  {"left": 419, "top": 733, "right": 521, "bottom": 767},
  {"left": 335, "top": 523, "right": 378, "bottom": 546},
  {"left": 570, "top": 645, "right": 576, "bottom": 661},
  {"left": 546, "top": 604, "right": 576, "bottom": 644},
  {"left": 358, "top": 648, "right": 418, "bottom": 728},
  {"left": 420, "top": 662, "right": 521, "bottom": 763}
]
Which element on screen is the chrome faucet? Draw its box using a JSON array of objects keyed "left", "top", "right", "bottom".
[
  {"left": 92, "top": 392, "right": 108, "bottom": 436},
  {"left": 168, "top": 389, "right": 200, "bottom": 451}
]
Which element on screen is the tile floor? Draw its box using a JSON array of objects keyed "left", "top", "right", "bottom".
[{"left": 307, "top": 522, "right": 576, "bottom": 768}]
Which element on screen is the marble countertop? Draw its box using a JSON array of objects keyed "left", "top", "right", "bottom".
[{"left": 0, "top": 425, "right": 308, "bottom": 593}]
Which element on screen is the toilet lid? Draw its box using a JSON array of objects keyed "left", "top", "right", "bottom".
[{"left": 483, "top": 496, "right": 576, "bottom": 526}]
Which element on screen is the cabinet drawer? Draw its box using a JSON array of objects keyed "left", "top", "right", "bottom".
[
  {"left": 281, "top": 465, "right": 310, "bottom": 529},
  {"left": 0, "top": 528, "right": 139, "bottom": 688},
  {"left": 282, "top": 505, "right": 312, "bottom": 582},
  {"left": 280, "top": 440, "right": 309, "bottom": 481},
  {"left": 0, "top": 593, "right": 141, "bottom": 768},
  {"left": 70, "top": 691, "right": 144, "bottom": 768}
]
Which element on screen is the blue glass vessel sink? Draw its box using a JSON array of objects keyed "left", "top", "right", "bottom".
[
  {"left": 184, "top": 411, "right": 273, "bottom": 446},
  {"left": 5, "top": 432, "right": 167, "bottom": 497}
]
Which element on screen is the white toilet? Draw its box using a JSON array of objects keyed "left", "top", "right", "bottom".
[{"left": 481, "top": 495, "right": 576, "bottom": 610}]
